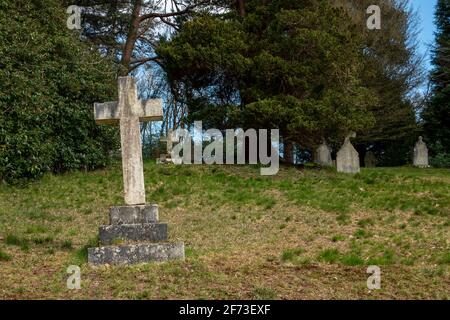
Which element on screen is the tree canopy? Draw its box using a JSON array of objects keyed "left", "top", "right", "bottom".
[
  {"left": 157, "top": 0, "right": 378, "bottom": 149},
  {"left": 65, "top": 0, "right": 426, "bottom": 166},
  {"left": 1, "top": 0, "right": 435, "bottom": 182}
]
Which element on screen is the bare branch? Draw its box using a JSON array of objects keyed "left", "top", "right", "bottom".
[
  {"left": 128, "top": 56, "right": 161, "bottom": 73},
  {"left": 138, "top": 0, "right": 210, "bottom": 22}
]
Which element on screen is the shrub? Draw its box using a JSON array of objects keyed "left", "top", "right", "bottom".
[
  {"left": 0, "top": 0, "right": 119, "bottom": 183},
  {"left": 430, "top": 153, "right": 450, "bottom": 168}
]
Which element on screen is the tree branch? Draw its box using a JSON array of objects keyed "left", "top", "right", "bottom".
[
  {"left": 159, "top": 16, "right": 180, "bottom": 30},
  {"left": 138, "top": 0, "right": 209, "bottom": 22},
  {"left": 128, "top": 56, "right": 161, "bottom": 73}
]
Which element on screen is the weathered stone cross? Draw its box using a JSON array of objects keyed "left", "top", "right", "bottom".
[{"left": 94, "top": 76, "right": 163, "bottom": 205}]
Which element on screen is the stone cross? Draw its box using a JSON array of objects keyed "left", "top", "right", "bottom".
[
  {"left": 413, "top": 136, "right": 429, "bottom": 167},
  {"left": 336, "top": 132, "right": 360, "bottom": 173},
  {"left": 315, "top": 139, "right": 333, "bottom": 166},
  {"left": 94, "top": 77, "right": 163, "bottom": 205},
  {"left": 364, "top": 151, "right": 377, "bottom": 168}
]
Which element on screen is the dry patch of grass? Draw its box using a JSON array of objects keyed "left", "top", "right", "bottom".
[{"left": 0, "top": 162, "right": 448, "bottom": 299}]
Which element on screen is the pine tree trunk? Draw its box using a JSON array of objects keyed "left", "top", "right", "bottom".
[
  {"left": 120, "top": 0, "right": 142, "bottom": 75},
  {"left": 237, "top": 0, "right": 245, "bottom": 17}
]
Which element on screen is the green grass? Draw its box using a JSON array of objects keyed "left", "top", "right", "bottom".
[
  {"left": 0, "top": 161, "right": 448, "bottom": 299},
  {"left": 252, "top": 286, "right": 277, "bottom": 300},
  {"left": 5, "top": 234, "right": 30, "bottom": 251},
  {"left": 25, "top": 225, "right": 49, "bottom": 234},
  {"left": 331, "top": 235, "right": 345, "bottom": 242},
  {"left": 32, "top": 236, "right": 54, "bottom": 245},
  {"left": 353, "top": 229, "right": 371, "bottom": 239},
  {"left": 340, "top": 253, "right": 365, "bottom": 266},
  {"left": 439, "top": 252, "right": 450, "bottom": 265},
  {"left": 318, "top": 248, "right": 341, "bottom": 263},
  {"left": 60, "top": 240, "right": 73, "bottom": 250},
  {"left": 281, "top": 248, "right": 305, "bottom": 263},
  {"left": 357, "top": 218, "right": 374, "bottom": 228},
  {"left": 0, "top": 249, "right": 12, "bottom": 261},
  {"left": 73, "top": 237, "right": 99, "bottom": 265},
  {"left": 367, "top": 250, "right": 396, "bottom": 266}
]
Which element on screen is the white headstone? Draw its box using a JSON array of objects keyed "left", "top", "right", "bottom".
[
  {"left": 336, "top": 132, "right": 360, "bottom": 173},
  {"left": 413, "top": 136, "right": 429, "bottom": 167},
  {"left": 159, "top": 129, "right": 176, "bottom": 163},
  {"left": 160, "top": 129, "right": 174, "bottom": 154},
  {"left": 315, "top": 140, "right": 333, "bottom": 166}
]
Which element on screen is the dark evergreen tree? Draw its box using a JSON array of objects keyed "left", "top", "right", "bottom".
[
  {"left": 58, "top": 0, "right": 426, "bottom": 166},
  {"left": 333, "top": 0, "right": 424, "bottom": 166},
  {"left": 423, "top": 0, "right": 450, "bottom": 167},
  {"left": 157, "top": 0, "right": 377, "bottom": 150}
]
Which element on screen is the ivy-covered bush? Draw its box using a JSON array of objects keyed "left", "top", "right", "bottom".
[{"left": 0, "top": 0, "right": 119, "bottom": 183}]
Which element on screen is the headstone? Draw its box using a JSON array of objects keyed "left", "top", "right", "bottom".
[
  {"left": 413, "top": 136, "right": 429, "bottom": 167},
  {"left": 315, "top": 139, "right": 333, "bottom": 166},
  {"left": 164, "top": 129, "right": 175, "bottom": 154},
  {"left": 156, "top": 153, "right": 167, "bottom": 164},
  {"left": 159, "top": 128, "right": 175, "bottom": 164},
  {"left": 336, "top": 132, "right": 360, "bottom": 173},
  {"left": 364, "top": 151, "right": 376, "bottom": 168},
  {"left": 89, "top": 76, "right": 184, "bottom": 265}
]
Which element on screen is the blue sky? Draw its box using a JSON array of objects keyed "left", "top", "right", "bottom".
[{"left": 410, "top": 0, "right": 437, "bottom": 71}]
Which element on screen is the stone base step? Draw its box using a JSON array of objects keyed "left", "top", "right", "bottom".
[
  {"left": 109, "top": 204, "right": 159, "bottom": 225},
  {"left": 88, "top": 242, "right": 185, "bottom": 265},
  {"left": 99, "top": 223, "right": 167, "bottom": 245}
]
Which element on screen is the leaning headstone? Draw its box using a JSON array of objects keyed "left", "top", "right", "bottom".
[
  {"left": 336, "top": 132, "right": 360, "bottom": 173},
  {"left": 315, "top": 139, "right": 333, "bottom": 166},
  {"left": 413, "top": 136, "right": 429, "bottom": 168},
  {"left": 364, "top": 151, "right": 376, "bottom": 168},
  {"left": 89, "top": 76, "right": 184, "bottom": 265}
]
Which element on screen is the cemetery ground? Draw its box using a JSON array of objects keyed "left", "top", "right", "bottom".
[{"left": 0, "top": 162, "right": 449, "bottom": 299}]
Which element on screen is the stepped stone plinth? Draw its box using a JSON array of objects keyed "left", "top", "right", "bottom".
[{"left": 88, "top": 205, "right": 184, "bottom": 265}]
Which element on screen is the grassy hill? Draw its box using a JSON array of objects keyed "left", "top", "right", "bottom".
[{"left": 0, "top": 162, "right": 449, "bottom": 299}]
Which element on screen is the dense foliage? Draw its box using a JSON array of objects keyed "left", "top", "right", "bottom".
[
  {"left": 0, "top": 0, "right": 119, "bottom": 183},
  {"left": 58, "top": 0, "right": 426, "bottom": 166},
  {"left": 157, "top": 0, "right": 377, "bottom": 149},
  {"left": 423, "top": 0, "right": 450, "bottom": 167},
  {"left": 0, "top": 0, "right": 436, "bottom": 177},
  {"left": 156, "top": 0, "right": 424, "bottom": 166},
  {"left": 336, "top": 0, "right": 423, "bottom": 165}
]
